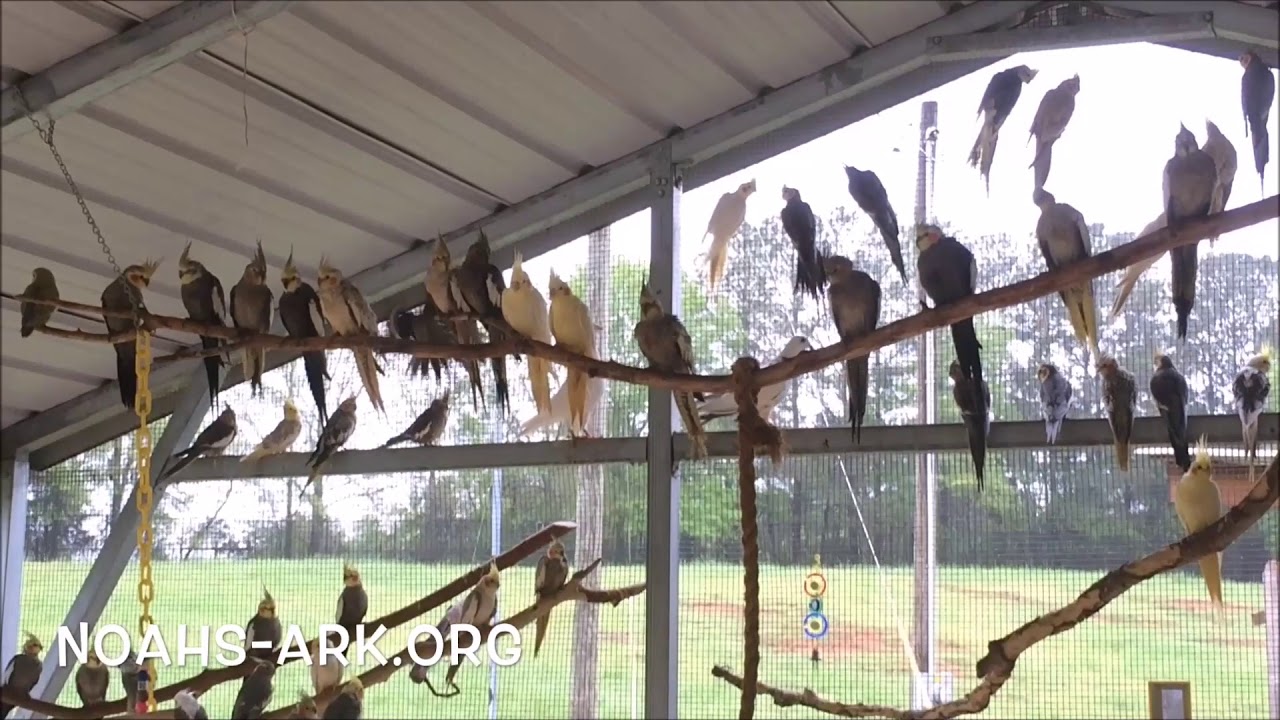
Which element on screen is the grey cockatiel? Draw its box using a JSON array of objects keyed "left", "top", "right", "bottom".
[
  {"left": 1037, "top": 362, "right": 1073, "bottom": 445},
  {"left": 75, "top": 647, "right": 110, "bottom": 706},
  {"left": 280, "top": 248, "right": 330, "bottom": 422},
  {"left": 19, "top": 267, "right": 59, "bottom": 337},
  {"left": 241, "top": 398, "right": 302, "bottom": 463},
  {"left": 336, "top": 562, "right": 369, "bottom": 629},
  {"left": 969, "top": 65, "right": 1038, "bottom": 193},
  {"left": 1027, "top": 74, "right": 1080, "bottom": 191},
  {"left": 703, "top": 180, "right": 756, "bottom": 292},
  {"left": 780, "top": 186, "right": 826, "bottom": 300},
  {"left": 916, "top": 225, "right": 987, "bottom": 419},
  {"left": 533, "top": 540, "right": 570, "bottom": 658},
  {"left": 824, "top": 255, "right": 881, "bottom": 442},
  {"left": 1150, "top": 352, "right": 1192, "bottom": 472},
  {"left": 230, "top": 241, "right": 274, "bottom": 397},
  {"left": 178, "top": 242, "right": 228, "bottom": 405},
  {"left": 634, "top": 280, "right": 706, "bottom": 459},
  {"left": 101, "top": 259, "right": 160, "bottom": 408},
  {"left": 426, "top": 236, "right": 485, "bottom": 409},
  {"left": 1033, "top": 187, "right": 1100, "bottom": 359},
  {"left": 451, "top": 231, "right": 512, "bottom": 415},
  {"left": 391, "top": 297, "right": 458, "bottom": 385},
  {"left": 317, "top": 257, "right": 385, "bottom": 414},
  {"left": 244, "top": 587, "right": 282, "bottom": 660},
  {"left": 173, "top": 689, "right": 209, "bottom": 720},
  {"left": 949, "top": 359, "right": 991, "bottom": 490},
  {"left": 1109, "top": 212, "right": 1166, "bottom": 319},
  {"left": 302, "top": 396, "right": 358, "bottom": 497},
  {"left": 1233, "top": 347, "right": 1272, "bottom": 479},
  {"left": 1163, "top": 124, "right": 1217, "bottom": 342},
  {"left": 843, "top": 166, "right": 906, "bottom": 283},
  {"left": 230, "top": 658, "right": 275, "bottom": 720},
  {"left": 380, "top": 391, "right": 450, "bottom": 448},
  {"left": 1202, "top": 120, "right": 1238, "bottom": 246},
  {"left": 698, "top": 336, "right": 812, "bottom": 424},
  {"left": 1098, "top": 355, "right": 1137, "bottom": 472},
  {"left": 2, "top": 633, "right": 43, "bottom": 719},
  {"left": 324, "top": 679, "right": 363, "bottom": 720},
  {"left": 1240, "top": 50, "right": 1275, "bottom": 191},
  {"left": 160, "top": 406, "right": 237, "bottom": 482}
]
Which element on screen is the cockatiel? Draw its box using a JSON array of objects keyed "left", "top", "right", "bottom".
[
  {"left": 242, "top": 399, "right": 302, "bottom": 463},
  {"left": 533, "top": 540, "right": 570, "bottom": 658},
  {"left": 316, "top": 258, "right": 385, "bottom": 414},
  {"left": 230, "top": 658, "right": 276, "bottom": 720},
  {"left": 173, "top": 689, "right": 209, "bottom": 720},
  {"left": 120, "top": 653, "right": 140, "bottom": 711},
  {"left": 391, "top": 297, "right": 457, "bottom": 384},
  {"left": 502, "top": 251, "right": 552, "bottom": 413},
  {"left": 450, "top": 231, "right": 512, "bottom": 415},
  {"left": 702, "top": 180, "right": 756, "bottom": 292},
  {"left": 244, "top": 587, "right": 282, "bottom": 660},
  {"left": 336, "top": 561, "right": 369, "bottom": 629},
  {"left": 518, "top": 377, "right": 605, "bottom": 439},
  {"left": 230, "top": 241, "right": 274, "bottom": 397},
  {"left": 19, "top": 267, "right": 59, "bottom": 337},
  {"left": 844, "top": 166, "right": 906, "bottom": 283},
  {"left": 289, "top": 693, "right": 319, "bottom": 720},
  {"left": 323, "top": 678, "right": 363, "bottom": 720},
  {"left": 950, "top": 358, "right": 992, "bottom": 490},
  {"left": 1233, "top": 347, "right": 1273, "bottom": 478},
  {"left": 1202, "top": 120, "right": 1238, "bottom": 246},
  {"left": 458, "top": 563, "right": 501, "bottom": 634},
  {"left": 779, "top": 186, "right": 826, "bottom": 300},
  {"left": 1163, "top": 125, "right": 1217, "bottom": 341},
  {"left": 1037, "top": 362, "right": 1073, "bottom": 445},
  {"left": 178, "top": 242, "right": 228, "bottom": 405},
  {"left": 1109, "top": 213, "right": 1167, "bottom": 319},
  {"left": 410, "top": 602, "right": 464, "bottom": 685},
  {"left": 916, "top": 225, "right": 987, "bottom": 415},
  {"left": 101, "top": 259, "right": 160, "bottom": 408},
  {"left": 548, "top": 270, "right": 598, "bottom": 438},
  {"left": 1027, "top": 74, "right": 1080, "bottom": 191},
  {"left": 634, "top": 280, "right": 707, "bottom": 459},
  {"left": 302, "top": 396, "right": 358, "bottom": 496},
  {"left": 1240, "top": 50, "right": 1275, "bottom": 191},
  {"left": 698, "top": 336, "right": 812, "bottom": 424},
  {"left": 969, "top": 65, "right": 1038, "bottom": 193},
  {"left": 426, "top": 236, "right": 485, "bottom": 409},
  {"left": 1033, "top": 187, "right": 1100, "bottom": 359},
  {"left": 1173, "top": 438, "right": 1226, "bottom": 608},
  {"left": 1, "top": 633, "right": 42, "bottom": 719},
  {"left": 1098, "top": 355, "right": 1137, "bottom": 472},
  {"left": 1150, "top": 353, "right": 1192, "bottom": 472},
  {"left": 308, "top": 636, "right": 344, "bottom": 696},
  {"left": 75, "top": 647, "right": 109, "bottom": 706},
  {"left": 280, "top": 248, "right": 330, "bottom": 422},
  {"left": 381, "top": 391, "right": 450, "bottom": 448},
  {"left": 160, "top": 406, "right": 237, "bottom": 482},
  {"left": 824, "top": 255, "right": 881, "bottom": 442}
]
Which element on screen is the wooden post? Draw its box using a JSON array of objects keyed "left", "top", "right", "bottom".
[{"left": 1264, "top": 560, "right": 1279, "bottom": 720}]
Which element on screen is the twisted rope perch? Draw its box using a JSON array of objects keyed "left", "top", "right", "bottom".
[
  {"left": 712, "top": 453, "right": 1280, "bottom": 720},
  {"left": 7, "top": 194, "right": 1277, "bottom": 395}
]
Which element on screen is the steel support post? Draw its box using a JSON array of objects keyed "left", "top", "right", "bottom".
[
  {"left": 644, "top": 145, "right": 682, "bottom": 719},
  {"left": 25, "top": 372, "right": 212, "bottom": 717},
  {"left": 1, "top": 450, "right": 30, "bottom": 659}
]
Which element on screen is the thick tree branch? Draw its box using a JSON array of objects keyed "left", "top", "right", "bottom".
[{"left": 711, "top": 454, "right": 1279, "bottom": 720}]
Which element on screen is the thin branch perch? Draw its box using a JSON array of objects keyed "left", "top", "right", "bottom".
[
  {"left": 712, "top": 454, "right": 1280, "bottom": 719},
  {"left": 6, "top": 194, "right": 1275, "bottom": 395}
]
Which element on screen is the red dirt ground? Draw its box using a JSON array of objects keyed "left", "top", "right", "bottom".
[
  {"left": 1161, "top": 598, "right": 1254, "bottom": 613},
  {"left": 945, "top": 584, "right": 1036, "bottom": 604},
  {"left": 688, "top": 601, "right": 742, "bottom": 617}
]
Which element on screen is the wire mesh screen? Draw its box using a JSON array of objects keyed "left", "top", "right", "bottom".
[
  {"left": 19, "top": 460, "right": 647, "bottom": 718},
  {"left": 680, "top": 447, "right": 1275, "bottom": 719}
]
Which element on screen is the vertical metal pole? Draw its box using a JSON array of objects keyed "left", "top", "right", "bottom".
[
  {"left": 911, "top": 100, "right": 940, "bottom": 710},
  {"left": 488, "top": 421, "right": 503, "bottom": 720},
  {"left": 644, "top": 144, "right": 682, "bottom": 720},
  {"left": 26, "top": 371, "right": 212, "bottom": 717},
  {"left": 1, "top": 450, "right": 30, "bottom": 659}
]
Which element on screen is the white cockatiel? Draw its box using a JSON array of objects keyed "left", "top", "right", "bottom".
[
  {"left": 519, "top": 377, "right": 605, "bottom": 439},
  {"left": 502, "top": 252, "right": 553, "bottom": 414},
  {"left": 1201, "top": 119, "right": 1238, "bottom": 246},
  {"left": 703, "top": 180, "right": 756, "bottom": 292},
  {"left": 1109, "top": 212, "right": 1167, "bottom": 319},
  {"left": 697, "top": 336, "right": 812, "bottom": 424},
  {"left": 316, "top": 257, "right": 385, "bottom": 414},
  {"left": 548, "top": 270, "right": 597, "bottom": 437}
]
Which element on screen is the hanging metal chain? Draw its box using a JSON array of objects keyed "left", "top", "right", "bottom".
[{"left": 16, "top": 87, "right": 158, "bottom": 712}]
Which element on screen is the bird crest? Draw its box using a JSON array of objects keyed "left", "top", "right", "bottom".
[
  {"left": 947, "top": 359, "right": 965, "bottom": 382},
  {"left": 638, "top": 276, "right": 663, "bottom": 315},
  {"left": 131, "top": 258, "right": 162, "bottom": 281},
  {"left": 1239, "top": 51, "right": 1257, "bottom": 70},
  {"left": 250, "top": 239, "right": 268, "bottom": 276},
  {"left": 781, "top": 185, "right": 797, "bottom": 201},
  {"left": 432, "top": 234, "right": 451, "bottom": 266},
  {"left": 178, "top": 241, "right": 195, "bottom": 270},
  {"left": 1015, "top": 65, "right": 1039, "bottom": 83},
  {"left": 282, "top": 246, "right": 299, "bottom": 282},
  {"left": 1153, "top": 351, "right": 1172, "bottom": 369},
  {"left": 318, "top": 255, "right": 337, "bottom": 275},
  {"left": 283, "top": 398, "right": 298, "bottom": 417},
  {"left": 1060, "top": 74, "right": 1081, "bottom": 93},
  {"left": 1191, "top": 436, "right": 1212, "bottom": 473},
  {"left": 1249, "top": 345, "right": 1274, "bottom": 372},
  {"left": 1095, "top": 354, "right": 1118, "bottom": 375},
  {"left": 1174, "top": 124, "right": 1198, "bottom": 154},
  {"left": 738, "top": 179, "right": 757, "bottom": 195},
  {"left": 1036, "top": 363, "right": 1055, "bottom": 382},
  {"left": 466, "top": 230, "right": 491, "bottom": 263},
  {"left": 22, "top": 631, "right": 42, "bottom": 653},
  {"left": 343, "top": 677, "right": 364, "bottom": 698},
  {"left": 259, "top": 586, "right": 276, "bottom": 613},
  {"left": 342, "top": 561, "right": 360, "bottom": 585},
  {"left": 1205, "top": 119, "right": 1223, "bottom": 138},
  {"left": 548, "top": 539, "right": 566, "bottom": 557},
  {"left": 339, "top": 395, "right": 359, "bottom": 413},
  {"left": 484, "top": 561, "right": 501, "bottom": 584},
  {"left": 510, "top": 251, "right": 526, "bottom": 284},
  {"left": 547, "top": 269, "right": 568, "bottom": 294}
]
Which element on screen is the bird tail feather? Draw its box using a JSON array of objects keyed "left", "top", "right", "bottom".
[
  {"left": 950, "top": 318, "right": 984, "bottom": 385},
  {"left": 707, "top": 235, "right": 729, "bottom": 292},
  {"left": 847, "top": 357, "right": 869, "bottom": 443},
  {"left": 1114, "top": 436, "right": 1131, "bottom": 472},
  {"left": 533, "top": 606, "right": 554, "bottom": 658},
  {"left": 1253, "top": 125, "right": 1270, "bottom": 189},
  {"left": 676, "top": 392, "right": 706, "bottom": 459},
  {"left": 568, "top": 369, "right": 587, "bottom": 436},
  {"left": 465, "top": 360, "right": 485, "bottom": 411},
  {"left": 241, "top": 445, "right": 267, "bottom": 463},
  {"left": 1243, "top": 415, "right": 1259, "bottom": 481},
  {"left": 1030, "top": 140, "right": 1053, "bottom": 190},
  {"left": 160, "top": 451, "right": 198, "bottom": 483},
  {"left": 1045, "top": 415, "right": 1062, "bottom": 445},
  {"left": 353, "top": 348, "right": 385, "bottom": 414},
  {"left": 116, "top": 343, "right": 138, "bottom": 409},
  {"left": 1063, "top": 285, "right": 1099, "bottom": 358},
  {"left": 529, "top": 357, "right": 553, "bottom": 414},
  {"left": 1171, "top": 244, "right": 1198, "bottom": 341},
  {"left": 200, "top": 335, "right": 222, "bottom": 404},
  {"left": 1110, "top": 253, "right": 1161, "bottom": 318},
  {"left": 965, "top": 412, "right": 987, "bottom": 492},
  {"left": 492, "top": 356, "right": 510, "bottom": 414},
  {"left": 303, "top": 352, "right": 328, "bottom": 422},
  {"left": 380, "top": 435, "right": 407, "bottom": 449},
  {"left": 1198, "top": 552, "right": 1224, "bottom": 607}
]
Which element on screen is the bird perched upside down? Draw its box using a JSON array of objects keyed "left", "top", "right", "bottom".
[
  {"left": 548, "top": 270, "right": 598, "bottom": 438},
  {"left": 280, "top": 247, "right": 330, "bottom": 422},
  {"left": 1037, "top": 362, "right": 1073, "bottom": 445},
  {"left": 1027, "top": 74, "right": 1080, "bottom": 191},
  {"left": 19, "top": 267, "right": 59, "bottom": 338},
  {"left": 779, "top": 185, "right": 826, "bottom": 300},
  {"left": 242, "top": 399, "right": 302, "bottom": 464},
  {"left": 1163, "top": 124, "right": 1218, "bottom": 342},
  {"left": 824, "top": 255, "right": 881, "bottom": 443},
  {"left": 1150, "top": 353, "right": 1192, "bottom": 472},
  {"left": 969, "top": 65, "right": 1038, "bottom": 193},
  {"left": 1240, "top": 50, "right": 1275, "bottom": 192},
  {"left": 1033, "top": 186, "right": 1101, "bottom": 360},
  {"left": 533, "top": 540, "right": 570, "bottom": 658},
  {"left": 844, "top": 166, "right": 906, "bottom": 283},
  {"left": 703, "top": 180, "right": 756, "bottom": 292},
  {"left": 381, "top": 391, "right": 450, "bottom": 448},
  {"left": 634, "top": 279, "right": 707, "bottom": 459},
  {"left": 2, "top": 633, "right": 44, "bottom": 719},
  {"left": 1233, "top": 347, "right": 1272, "bottom": 479},
  {"left": 1173, "top": 438, "right": 1226, "bottom": 610},
  {"left": 230, "top": 241, "right": 275, "bottom": 397},
  {"left": 178, "top": 242, "right": 228, "bottom": 405},
  {"left": 1097, "top": 355, "right": 1137, "bottom": 472},
  {"left": 502, "top": 251, "right": 553, "bottom": 413},
  {"left": 317, "top": 258, "right": 385, "bottom": 414},
  {"left": 160, "top": 406, "right": 237, "bottom": 483},
  {"left": 101, "top": 259, "right": 160, "bottom": 409},
  {"left": 302, "top": 397, "right": 358, "bottom": 497}
]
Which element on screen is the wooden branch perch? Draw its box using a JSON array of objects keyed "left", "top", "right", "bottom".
[
  {"left": 0, "top": 522, "right": 578, "bottom": 720},
  {"left": 712, "top": 454, "right": 1279, "bottom": 720},
  {"left": 7, "top": 194, "right": 1275, "bottom": 395}
]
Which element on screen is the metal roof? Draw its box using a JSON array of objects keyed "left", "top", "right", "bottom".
[{"left": 2, "top": 0, "right": 1276, "bottom": 467}]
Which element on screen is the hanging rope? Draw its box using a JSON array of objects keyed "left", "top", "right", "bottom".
[{"left": 15, "top": 87, "right": 159, "bottom": 712}]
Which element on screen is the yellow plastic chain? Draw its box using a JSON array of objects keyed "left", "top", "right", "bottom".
[{"left": 133, "top": 326, "right": 157, "bottom": 713}]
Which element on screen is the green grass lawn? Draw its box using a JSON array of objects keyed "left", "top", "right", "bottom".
[{"left": 16, "top": 561, "right": 1268, "bottom": 719}]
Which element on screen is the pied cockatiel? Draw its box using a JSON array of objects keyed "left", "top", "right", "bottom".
[
  {"left": 1027, "top": 74, "right": 1080, "bottom": 191},
  {"left": 1162, "top": 125, "right": 1218, "bottom": 342},
  {"left": 634, "top": 280, "right": 707, "bottom": 458},
  {"left": 1033, "top": 187, "right": 1101, "bottom": 359},
  {"left": 302, "top": 396, "right": 358, "bottom": 496},
  {"left": 844, "top": 165, "right": 906, "bottom": 283},
  {"left": 779, "top": 186, "right": 826, "bottom": 301},
  {"left": 1109, "top": 212, "right": 1167, "bottom": 319},
  {"left": 229, "top": 241, "right": 274, "bottom": 397},
  {"left": 1037, "top": 362, "right": 1072, "bottom": 445},
  {"left": 391, "top": 297, "right": 458, "bottom": 385},
  {"left": 702, "top": 180, "right": 756, "bottom": 292},
  {"left": 1150, "top": 353, "right": 1192, "bottom": 472},
  {"left": 969, "top": 65, "right": 1038, "bottom": 193},
  {"left": 19, "top": 266, "right": 59, "bottom": 337},
  {"left": 1098, "top": 355, "right": 1137, "bottom": 472},
  {"left": 173, "top": 690, "right": 208, "bottom": 720},
  {"left": 697, "top": 336, "right": 812, "bottom": 424},
  {"left": 1201, "top": 120, "right": 1238, "bottom": 247},
  {"left": 451, "top": 231, "right": 512, "bottom": 415},
  {"left": 502, "top": 251, "right": 553, "bottom": 413},
  {"left": 280, "top": 248, "right": 330, "bottom": 422},
  {"left": 178, "top": 242, "right": 228, "bottom": 405},
  {"left": 242, "top": 399, "right": 302, "bottom": 464},
  {"left": 317, "top": 257, "right": 385, "bottom": 414},
  {"left": 548, "top": 270, "right": 598, "bottom": 438},
  {"left": 824, "top": 256, "right": 881, "bottom": 443},
  {"left": 1233, "top": 347, "right": 1272, "bottom": 479},
  {"left": 950, "top": 358, "right": 992, "bottom": 490},
  {"left": 1173, "top": 439, "right": 1226, "bottom": 609},
  {"left": 160, "top": 406, "right": 237, "bottom": 482},
  {"left": 1240, "top": 50, "right": 1275, "bottom": 191},
  {"left": 381, "top": 391, "right": 450, "bottom": 448},
  {"left": 101, "top": 259, "right": 160, "bottom": 408},
  {"left": 425, "top": 237, "right": 485, "bottom": 409}
]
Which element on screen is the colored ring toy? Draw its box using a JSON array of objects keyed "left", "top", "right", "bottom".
[
  {"left": 803, "top": 612, "right": 829, "bottom": 640},
  {"left": 804, "top": 572, "right": 827, "bottom": 597}
]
